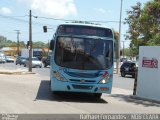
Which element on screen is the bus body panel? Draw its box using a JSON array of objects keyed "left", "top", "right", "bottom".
[
  {"left": 50, "top": 23, "right": 114, "bottom": 96},
  {"left": 51, "top": 79, "right": 112, "bottom": 94},
  {"left": 50, "top": 61, "right": 113, "bottom": 94}
]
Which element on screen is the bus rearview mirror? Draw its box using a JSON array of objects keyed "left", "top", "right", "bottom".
[{"left": 50, "top": 40, "right": 55, "bottom": 50}]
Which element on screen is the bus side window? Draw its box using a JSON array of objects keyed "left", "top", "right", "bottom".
[{"left": 50, "top": 40, "right": 55, "bottom": 50}]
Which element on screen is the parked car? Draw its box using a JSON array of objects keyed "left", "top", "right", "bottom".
[
  {"left": 15, "top": 56, "right": 21, "bottom": 65},
  {"left": 16, "top": 56, "right": 27, "bottom": 65},
  {"left": 120, "top": 58, "right": 128, "bottom": 62},
  {"left": 120, "top": 61, "right": 137, "bottom": 78},
  {"left": 42, "top": 55, "right": 51, "bottom": 67},
  {"left": 24, "top": 57, "right": 43, "bottom": 68},
  {"left": 5, "top": 56, "right": 14, "bottom": 63},
  {"left": 0, "top": 56, "right": 6, "bottom": 63}
]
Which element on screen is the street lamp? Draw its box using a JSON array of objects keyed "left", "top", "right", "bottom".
[
  {"left": 116, "top": 0, "right": 123, "bottom": 74},
  {"left": 122, "top": 41, "right": 125, "bottom": 58}
]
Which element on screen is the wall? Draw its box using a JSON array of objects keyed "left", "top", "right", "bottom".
[{"left": 137, "top": 46, "right": 160, "bottom": 101}]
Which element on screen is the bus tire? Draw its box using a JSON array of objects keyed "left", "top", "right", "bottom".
[
  {"left": 94, "top": 93, "right": 102, "bottom": 99},
  {"left": 52, "top": 91, "right": 59, "bottom": 96},
  {"left": 49, "top": 80, "right": 51, "bottom": 85}
]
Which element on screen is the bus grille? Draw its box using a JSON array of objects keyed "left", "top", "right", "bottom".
[
  {"left": 72, "top": 85, "right": 93, "bottom": 90},
  {"left": 69, "top": 79, "right": 96, "bottom": 83}
]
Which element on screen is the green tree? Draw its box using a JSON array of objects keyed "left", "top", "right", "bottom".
[
  {"left": 125, "top": 0, "right": 160, "bottom": 56},
  {"left": 32, "top": 41, "right": 48, "bottom": 48},
  {"left": 8, "top": 41, "right": 17, "bottom": 47},
  {"left": 0, "top": 35, "right": 7, "bottom": 48},
  {"left": 123, "top": 48, "right": 133, "bottom": 58},
  {"left": 19, "top": 41, "right": 26, "bottom": 47}
]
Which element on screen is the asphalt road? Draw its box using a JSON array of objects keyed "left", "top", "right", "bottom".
[
  {"left": 0, "top": 62, "right": 135, "bottom": 90},
  {"left": 0, "top": 62, "right": 160, "bottom": 114}
]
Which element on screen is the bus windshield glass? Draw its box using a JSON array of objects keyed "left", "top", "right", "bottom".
[{"left": 55, "top": 37, "right": 113, "bottom": 70}]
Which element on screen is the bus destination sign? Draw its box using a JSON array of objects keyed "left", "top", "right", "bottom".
[{"left": 57, "top": 25, "right": 113, "bottom": 38}]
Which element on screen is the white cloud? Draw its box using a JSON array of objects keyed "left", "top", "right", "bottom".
[
  {"left": 94, "top": 8, "right": 112, "bottom": 14},
  {"left": 0, "top": 7, "right": 12, "bottom": 15},
  {"left": 17, "top": 0, "right": 77, "bottom": 18}
]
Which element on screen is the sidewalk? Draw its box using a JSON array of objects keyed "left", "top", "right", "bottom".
[
  {"left": 0, "top": 66, "right": 35, "bottom": 75},
  {"left": 112, "top": 87, "right": 132, "bottom": 95}
]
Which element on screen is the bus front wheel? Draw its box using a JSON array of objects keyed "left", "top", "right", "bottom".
[
  {"left": 94, "top": 93, "right": 102, "bottom": 99},
  {"left": 52, "top": 91, "right": 60, "bottom": 96}
]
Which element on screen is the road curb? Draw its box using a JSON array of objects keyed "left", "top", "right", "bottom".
[{"left": 0, "top": 71, "right": 36, "bottom": 75}]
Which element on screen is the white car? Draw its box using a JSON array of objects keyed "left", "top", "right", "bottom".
[
  {"left": 0, "top": 56, "right": 6, "bottom": 63},
  {"left": 24, "top": 57, "right": 43, "bottom": 68},
  {"left": 5, "top": 56, "right": 14, "bottom": 63}
]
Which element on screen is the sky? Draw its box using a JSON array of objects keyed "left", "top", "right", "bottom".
[{"left": 0, "top": 0, "right": 150, "bottom": 48}]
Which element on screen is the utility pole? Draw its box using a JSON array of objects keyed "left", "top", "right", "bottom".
[
  {"left": 29, "top": 10, "right": 32, "bottom": 72},
  {"left": 48, "top": 40, "right": 50, "bottom": 55},
  {"left": 15, "top": 30, "right": 20, "bottom": 56},
  {"left": 123, "top": 41, "right": 125, "bottom": 58},
  {"left": 116, "top": 0, "right": 123, "bottom": 74}
]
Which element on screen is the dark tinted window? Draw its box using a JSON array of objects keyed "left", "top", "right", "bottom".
[
  {"left": 122, "top": 63, "right": 130, "bottom": 67},
  {"left": 131, "top": 63, "right": 135, "bottom": 67},
  {"left": 122, "top": 62, "right": 136, "bottom": 67},
  {"left": 55, "top": 37, "right": 113, "bottom": 70}
]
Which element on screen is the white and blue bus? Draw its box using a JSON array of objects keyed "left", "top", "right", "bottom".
[{"left": 49, "top": 22, "right": 114, "bottom": 98}]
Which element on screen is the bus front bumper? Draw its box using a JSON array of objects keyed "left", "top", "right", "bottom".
[{"left": 51, "top": 79, "right": 112, "bottom": 94}]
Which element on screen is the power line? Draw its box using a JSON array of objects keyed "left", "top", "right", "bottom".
[
  {"left": 33, "top": 15, "right": 125, "bottom": 23},
  {"left": 0, "top": 14, "right": 28, "bottom": 18},
  {"left": 0, "top": 14, "right": 29, "bottom": 23},
  {"left": 0, "top": 14, "right": 54, "bottom": 27},
  {"left": 0, "top": 14, "right": 125, "bottom": 28}
]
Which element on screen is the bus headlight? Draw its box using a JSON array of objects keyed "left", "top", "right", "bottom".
[
  {"left": 99, "top": 75, "right": 110, "bottom": 84},
  {"left": 53, "top": 71, "right": 68, "bottom": 81}
]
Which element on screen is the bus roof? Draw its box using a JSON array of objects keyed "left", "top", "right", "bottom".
[
  {"left": 55, "top": 22, "right": 114, "bottom": 38},
  {"left": 58, "top": 22, "right": 112, "bottom": 30}
]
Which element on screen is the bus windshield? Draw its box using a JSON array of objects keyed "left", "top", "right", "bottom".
[{"left": 55, "top": 36, "right": 113, "bottom": 70}]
